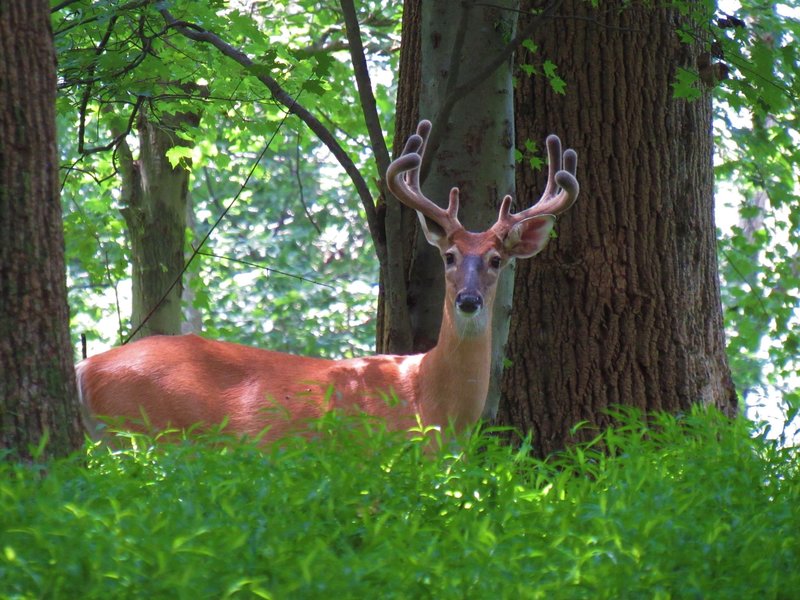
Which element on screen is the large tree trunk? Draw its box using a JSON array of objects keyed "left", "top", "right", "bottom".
[
  {"left": 498, "top": 0, "right": 737, "bottom": 456},
  {"left": 0, "top": 0, "right": 84, "bottom": 459},
  {"left": 117, "top": 108, "right": 198, "bottom": 340},
  {"left": 381, "top": 0, "right": 519, "bottom": 419}
]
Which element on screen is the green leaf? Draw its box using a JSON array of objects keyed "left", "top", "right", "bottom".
[
  {"left": 302, "top": 79, "right": 329, "bottom": 96},
  {"left": 672, "top": 67, "right": 702, "bottom": 100},
  {"left": 313, "top": 53, "right": 336, "bottom": 77},
  {"left": 165, "top": 146, "right": 193, "bottom": 168},
  {"left": 543, "top": 60, "right": 567, "bottom": 94}
]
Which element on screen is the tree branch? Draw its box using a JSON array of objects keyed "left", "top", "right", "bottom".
[
  {"left": 79, "top": 97, "right": 143, "bottom": 155},
  {"left": 51, "top": 0, "right": 90, "bottom": 13},
  {"left": 158, "top": 8, "right": 381, "bottom": 246},
  {"left": 340, "top": 0, "right": 391, "bottom": 182},
  {"left": 77, "top": 13, "right": 118, "bottom": 154},
  {"left": 293, "top": 131, "right": 321, "bottom": 235}
]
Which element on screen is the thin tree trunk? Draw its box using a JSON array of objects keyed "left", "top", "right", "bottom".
[
  {"left": 377, "top": 0, "right": 421, "bottom": 355},
  {"left": 499, "top": 0, "right": 737, "bottom": 456},
  {"left": 118, "top": 108, "right": 199, "bottom": 340},
  {"left": 0, "top": 0, "right": 84, "bottom": 459}
]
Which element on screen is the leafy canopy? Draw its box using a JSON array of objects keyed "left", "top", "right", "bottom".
[{"left": 55, "top": 0, "right": 399, "bottom": 356}]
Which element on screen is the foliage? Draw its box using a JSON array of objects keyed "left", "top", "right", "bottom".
[
  {"left": 706, "top": 2, "right": 800, "bottom": 424},
  {"left": 1, "top": 408, "right": 798, "bottom": 598},
  {"left": 666, "top": 0, "right": 800, "bottom": 430},
  {"left": 54, "top": 0, "right": 400, "bottom": 358}
]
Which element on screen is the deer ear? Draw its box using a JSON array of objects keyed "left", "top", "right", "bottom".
[
  {"left": 417, "top": 212, "right": 447, "bottom": 246},
  {"left": 416, "top": 187, "right": 460, "bottom": 248},
  {"left": 504, "top": 215, "right": 556, "bottom": 258}
]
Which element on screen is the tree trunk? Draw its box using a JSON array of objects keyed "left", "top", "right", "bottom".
[
  {"left": 118, "top": 108, "right": 198, "bottom": 340},
  {"left": 498, "top": 0, "right": 737, "bottom": 456},
  {"left": 377, "top": 0, "right": 422, "bottom": 356},
  {"left": 382, "top": 0, "right": 519, "bottom": 419},
  {"left": 0, "top": 0, "right": 84, "bottom": 459}
]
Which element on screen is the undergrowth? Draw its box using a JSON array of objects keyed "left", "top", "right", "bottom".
[{"left": 1, "top": 407, "right": 798, "bottom": 599}]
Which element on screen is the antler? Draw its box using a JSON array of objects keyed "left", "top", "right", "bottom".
[
  {"left": 494, "top": 134, "right": 579, "bottom": 234},
  {"left": 386, "top": 120, "right": 463, "bottom": 238}
]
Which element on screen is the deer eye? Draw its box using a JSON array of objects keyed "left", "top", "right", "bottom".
[
  {"left": 444, "top": 252, "right": 456, "bottom": 266},
  {"left": 489, "top": 255, "right": 502, "bottom": 269}
]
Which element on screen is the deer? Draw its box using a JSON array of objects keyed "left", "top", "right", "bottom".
[{"left": 76, "top": 119, "right": 579, "bottom": 443}]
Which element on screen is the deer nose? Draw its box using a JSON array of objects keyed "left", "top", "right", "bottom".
[{"left": 456, "top": 292, "right": 483, "bottom": 314}]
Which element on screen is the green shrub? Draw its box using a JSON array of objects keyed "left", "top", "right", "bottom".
[{"left": 1, "top": 408, "right": 798, "bottom": 599}]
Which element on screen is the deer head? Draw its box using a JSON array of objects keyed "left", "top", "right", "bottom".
[{"left": 386, "top": 119, "right": 579, "bottom": 335}]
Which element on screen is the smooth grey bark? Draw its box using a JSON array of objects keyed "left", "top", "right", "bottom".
[{"left": 409, "top": 0, "right": 520, "bottom": 419}]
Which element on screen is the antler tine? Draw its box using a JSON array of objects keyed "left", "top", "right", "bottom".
[
  {"left": 386, "top": 119, "right": 462, "bottom": 236},
  {"left": 405, "top": 120, "right": 431, "bottom": 192},
  {"left": 498, "top": 134, "right": 579, "bottom": 229}
]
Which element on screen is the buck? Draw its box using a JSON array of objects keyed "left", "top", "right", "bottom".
[{"left": 77, "top": 120, "right": 579, "bottom": 442}]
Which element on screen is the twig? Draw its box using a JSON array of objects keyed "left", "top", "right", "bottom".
[
  {"left": 195, "top": 250, "right": 335, "bottom": 290},
  {"left": 294, "top": 132, "right": 322, "bottom": 234},
  {"left": 79, "top": 97, "right": 144, "bottom": 156}
]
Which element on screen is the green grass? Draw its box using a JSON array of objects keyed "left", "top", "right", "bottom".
[{"left": 1, "top": 407, "right": 798, "bottom": 599}]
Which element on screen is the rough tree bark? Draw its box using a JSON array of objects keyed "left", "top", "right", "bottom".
[
  {"left": 117, "top": 108, "right": 199, "bottom": 340},
  {"left": 498, "top": 0, "right": 737, "bottom": 455},
  {"left": 0, "top": 0, "right": 84, "bottom": 459}
]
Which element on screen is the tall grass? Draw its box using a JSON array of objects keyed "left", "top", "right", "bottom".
[{"left": 1, "top": 407, "right": 798, "bottom": 598}]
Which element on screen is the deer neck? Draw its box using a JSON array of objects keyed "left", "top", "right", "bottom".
[{"left": 417, "top": 300, "right": 493, "bottom": 431}]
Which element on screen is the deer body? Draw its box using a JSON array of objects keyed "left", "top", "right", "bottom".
[
  {"left": 77, "top": 120, "right": 578, "bottom": 441},
  {"left": 78, "top": 329, "right": 489, "bottom": 441}
]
